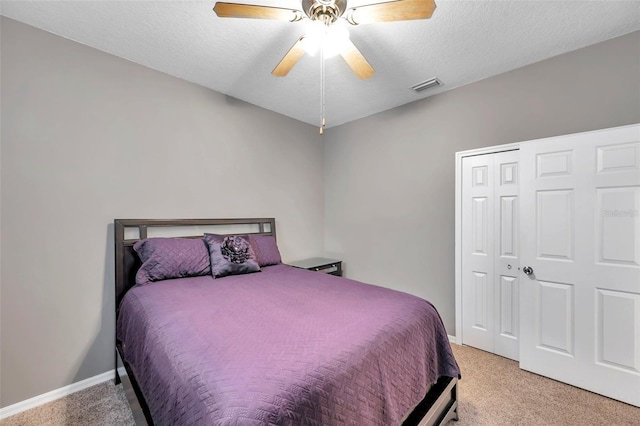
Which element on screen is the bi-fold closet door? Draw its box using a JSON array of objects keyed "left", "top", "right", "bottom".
[
  {"left": 461, "top": 150, "right": 520, "bottom": 361},
  {"left": 518, "top": 125, "right": 640, "bottom": 407},
  {"left": 458, "top": 124, "right": 640, "bottom": 407}
]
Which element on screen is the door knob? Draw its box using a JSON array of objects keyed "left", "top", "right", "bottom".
[{"left": 523, "top": 266, "right": 534, "bottom": 275}]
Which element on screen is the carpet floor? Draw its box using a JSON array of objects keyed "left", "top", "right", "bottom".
[
  {"left": 1, "top": 344, "right": 638, "bottom": 425},
  {"left": 448, "top": 344, "right": 639, "bottom": 425},
  {"left": 0, "top": 380, "right": 134, "bottom": 426}
]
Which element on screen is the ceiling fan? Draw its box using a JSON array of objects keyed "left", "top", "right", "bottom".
[{"left": 212, "top": 0, "right": 437, "bottom": 79}]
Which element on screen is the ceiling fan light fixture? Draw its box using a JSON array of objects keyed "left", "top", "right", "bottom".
[
  {"left": 324, "top": 23, "right": 350, "bottom": 57},
  {"left": 302, "top": 19, "right": 350, "bottom": 57},
  {"left": 302, "top": 20, "right": 325, "bottom": 55}
]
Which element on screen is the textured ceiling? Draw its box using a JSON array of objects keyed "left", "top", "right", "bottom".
[{"left": 2, "top": 0, "right": 639, "bottom": 128}]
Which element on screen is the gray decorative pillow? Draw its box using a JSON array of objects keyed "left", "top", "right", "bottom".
[
  {"left": 203, "top": 234, "right": 261, "bottom": 278},
  {"left": 248, "top": 234, "right": 282, "bottom": 266},
  {"left": 133, "top": 238, "right": 211, "bottom": 285}
]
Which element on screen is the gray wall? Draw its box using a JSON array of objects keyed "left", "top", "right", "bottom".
[
  {"left": 324, "top": 31, "right": 640, "bottom": 334},
  {"left": 0, "top": 17, "right": 324, "bottom": 407},
  {"left": 2, "top": 15, "right": 639, "bottom": 409}
]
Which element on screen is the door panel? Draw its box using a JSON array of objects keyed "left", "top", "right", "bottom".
[
  {"left": 499, "top": 275, "right": 518, "bottom": 339},
  {"left": 596, "top": 289, "right": 640, "bottom": 373},
  {"left": 536, "top": 150, "right": 573, "bottom": 177},
  {"left": 493, "top": 150, "right": 520, "bottom": 360},
  {"left": 596, "top": 187, "right": 640, "bottom": 266},
  {"left": 462, "top": 155, "right": 495, "bottom": 353},
  {"left": 520, "top": 124, "right": 640, "bottom": 406},
  {"left": 536, "top": 190, "right": 574, "bottom": 260},
  {"left": 472, "top": 272, "right": 489, "bottom": 330},
  {"left": 462, "top": 150, "right": 520, "bottom": 360},
  {"left": 472, "top": 197, "right": 489, "bottom": 254},
  {"left": 596, "top": 142, "right": 640, "bottom": 173},
  {"left": 501, "top": 162, "right": 518, "bottom": 185},
  {"left": 537, "top": 280, "right": 574, "bottom": 355},
  {"left": 500, "top": 196, "right": 517, "bottom": 256},
  {"left": 472, "top": 165, "right": 489, "bottom": 186}
]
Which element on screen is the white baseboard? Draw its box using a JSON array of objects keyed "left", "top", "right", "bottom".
[
  {"left": 448, "top": 334, "right": 459, "bottom": 345},
  {"left": 0, "top": 369, "right": 115, "bottom": 420}
]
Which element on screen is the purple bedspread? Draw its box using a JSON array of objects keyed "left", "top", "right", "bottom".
[{"left": 117, "top": 264, "right": 459, "bottom": 425}]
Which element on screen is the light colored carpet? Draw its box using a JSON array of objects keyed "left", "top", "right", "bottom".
[
  {"left": 2, "top": 344, "right": 638, "bottom": 425},
  {"left": 448, "top": 344, "right": 640, "bottom": 425},
  {"left": 0, "top": 381, "right": 134, "bottom": 426}
]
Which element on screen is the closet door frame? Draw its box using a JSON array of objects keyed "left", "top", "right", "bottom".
[{"left": 454, "top": 143, "right": 520, "bottom": 344}]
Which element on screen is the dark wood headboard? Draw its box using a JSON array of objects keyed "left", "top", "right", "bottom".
[{"left": 114, "top": 218, "right": 276, "bottom": 316}]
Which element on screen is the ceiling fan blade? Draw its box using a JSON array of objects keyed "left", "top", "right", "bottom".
[
  {"left": 272, "top": 37, "right": 306, "bottom": 77},
  {"left": 346, "top": 0, "right": 436, "bottom": 25},
  {"left": 213, "top": 2, "right": 302, "bottom": 21},
  {"left": 340, "top": 39, "right": 375, "bottom": 79}
]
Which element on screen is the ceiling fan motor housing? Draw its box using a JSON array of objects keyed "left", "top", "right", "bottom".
[{"left": 304, "top": 0, "right": 347, "bottom": 25}]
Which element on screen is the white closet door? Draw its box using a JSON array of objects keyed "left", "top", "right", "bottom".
[
  {"left": 462, "top": 154, "right": 495, "bottom": 353},
  {"left": 493, "top": 150, "right": 520, "bottom": 360},
  {"left": 461, "top": 151, "right": 520, "bottom": 360},
  {"left": 519, "top": 124, "right": 640, "bottom": 406}
]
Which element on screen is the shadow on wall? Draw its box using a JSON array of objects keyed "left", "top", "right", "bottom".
[{"left": 65, "top": 223, "right": 116, "bottom": 421}]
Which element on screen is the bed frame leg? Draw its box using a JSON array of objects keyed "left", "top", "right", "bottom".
[
  {"left": 452, "top": 381, "right": 459, "bottom": 422},
  {"left": 115, "top": 349, "right": 122, "bottom": 385}
]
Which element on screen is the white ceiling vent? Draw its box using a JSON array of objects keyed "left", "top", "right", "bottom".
[{"left": 411, "top": 77, "right": 443, "bottom": 93}]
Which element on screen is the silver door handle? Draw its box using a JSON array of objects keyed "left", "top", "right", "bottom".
[{"left": 523, "top": 266, "right": 534, "bottom": 275}]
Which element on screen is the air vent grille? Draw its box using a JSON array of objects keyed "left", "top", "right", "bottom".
[{"left": 411, "top": 77, "right": 443, "bottom": 93}]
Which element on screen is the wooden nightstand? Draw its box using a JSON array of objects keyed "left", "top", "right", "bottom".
[{"left": 288, "top": 257, "right": 342, "bottom": 277}]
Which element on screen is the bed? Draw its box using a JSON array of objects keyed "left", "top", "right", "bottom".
[{"left": 114, "top": 218, "right": 460, "bottom": 425}]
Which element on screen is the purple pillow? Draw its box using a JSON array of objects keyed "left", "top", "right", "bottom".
[
  {"left": 133, "top": 238, "right": 210, "bottom": 285},
  {"left": 249, "top": 234, "right": 282, "bottom": 266},
  {"left": 203, "top": 234, "right": 261, "bottom": 278}
]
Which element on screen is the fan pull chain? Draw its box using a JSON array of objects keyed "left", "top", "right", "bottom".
[{"left": 320, "top": 45, "right": 326, "bottom": 135}]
